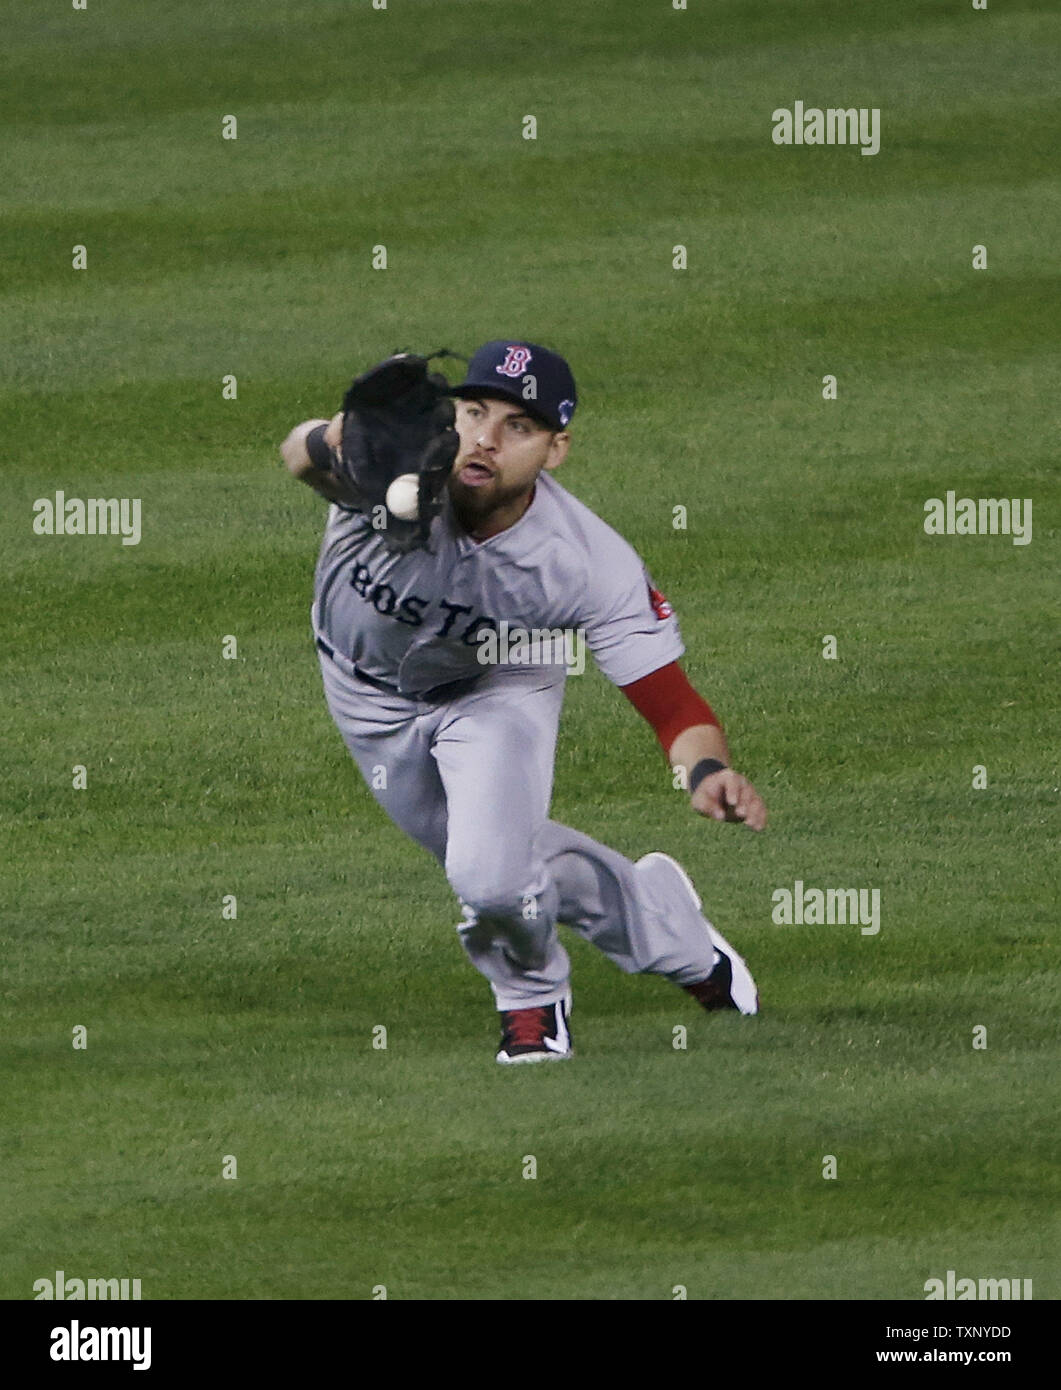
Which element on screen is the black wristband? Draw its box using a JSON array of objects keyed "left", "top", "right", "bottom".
[
  {"left": 689, "top": 757, "right": 727, "bottom": 793},
  {"left": 305, "top": 423, "right": 333, "bottom": 470}
]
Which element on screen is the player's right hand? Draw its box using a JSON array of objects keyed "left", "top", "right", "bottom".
[{"left": 691, "top": 769, "right": 768, "bottom": 831}]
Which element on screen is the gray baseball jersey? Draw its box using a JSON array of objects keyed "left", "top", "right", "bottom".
[
  {"left": 310, "top": 471, "right": 728, "bottom": 1015},
  {"left": 311, "top": 471, "right": 684, "bottom": 695}
]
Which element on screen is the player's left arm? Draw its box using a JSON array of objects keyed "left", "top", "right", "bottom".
[
  {"left": 620, "top": 662, "right": 768, "bottom": 831},
  {"left": 280, "top": 414, "right": 366, "bottom": 508}
]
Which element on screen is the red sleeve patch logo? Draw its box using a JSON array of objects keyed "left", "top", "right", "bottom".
[{"left": 648, "top": 583, "right": 674, "bottom": 621}]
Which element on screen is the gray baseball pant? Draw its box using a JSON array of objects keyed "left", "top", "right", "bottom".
[{"left": 318, "top": 649, "right": 718, "bottom": 1010}]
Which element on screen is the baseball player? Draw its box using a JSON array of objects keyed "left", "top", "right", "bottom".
[{"left": 280, "top": 341, "right": 767, "bottom": 1064}]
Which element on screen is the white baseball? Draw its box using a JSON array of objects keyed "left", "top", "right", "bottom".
[{"left": 385, "top": 473, "right": 420, "bottom": 521}]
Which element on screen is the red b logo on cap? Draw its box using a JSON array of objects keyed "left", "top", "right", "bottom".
[{"left": 496, "top": 345, "right": 532, "bottom": 378}]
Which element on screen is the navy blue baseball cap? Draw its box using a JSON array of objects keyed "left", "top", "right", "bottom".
[{"left": 452, "top": 340, "right": 577, "bottom": 431}]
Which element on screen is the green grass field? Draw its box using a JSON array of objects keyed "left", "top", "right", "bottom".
[{"left": 2, "top": 0, "right": 1058, "bottom": 1301}]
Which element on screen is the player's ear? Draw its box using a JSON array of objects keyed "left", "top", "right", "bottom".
[{"left": 543, "top": 431, "right": 570, "bottom": 471}]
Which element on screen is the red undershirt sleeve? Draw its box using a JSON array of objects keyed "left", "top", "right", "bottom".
[{"left": 620, "top": 661, "right": 720, "bottom": 754}]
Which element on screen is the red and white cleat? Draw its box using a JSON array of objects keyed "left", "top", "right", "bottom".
[
  {"left": 496, "top": 995, "right": 574, "bottom": 1064},
  {"left": 637, "top": 852, "right": 759, "bottom": 1015}
]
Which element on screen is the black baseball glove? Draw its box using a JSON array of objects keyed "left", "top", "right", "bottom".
[{"left": 332, "top": 352, "right": 460, "bottom": 552}]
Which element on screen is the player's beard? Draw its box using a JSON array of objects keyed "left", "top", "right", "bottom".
[{"left": 447, "top": 468, "right": 536, "bottom": 534}]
